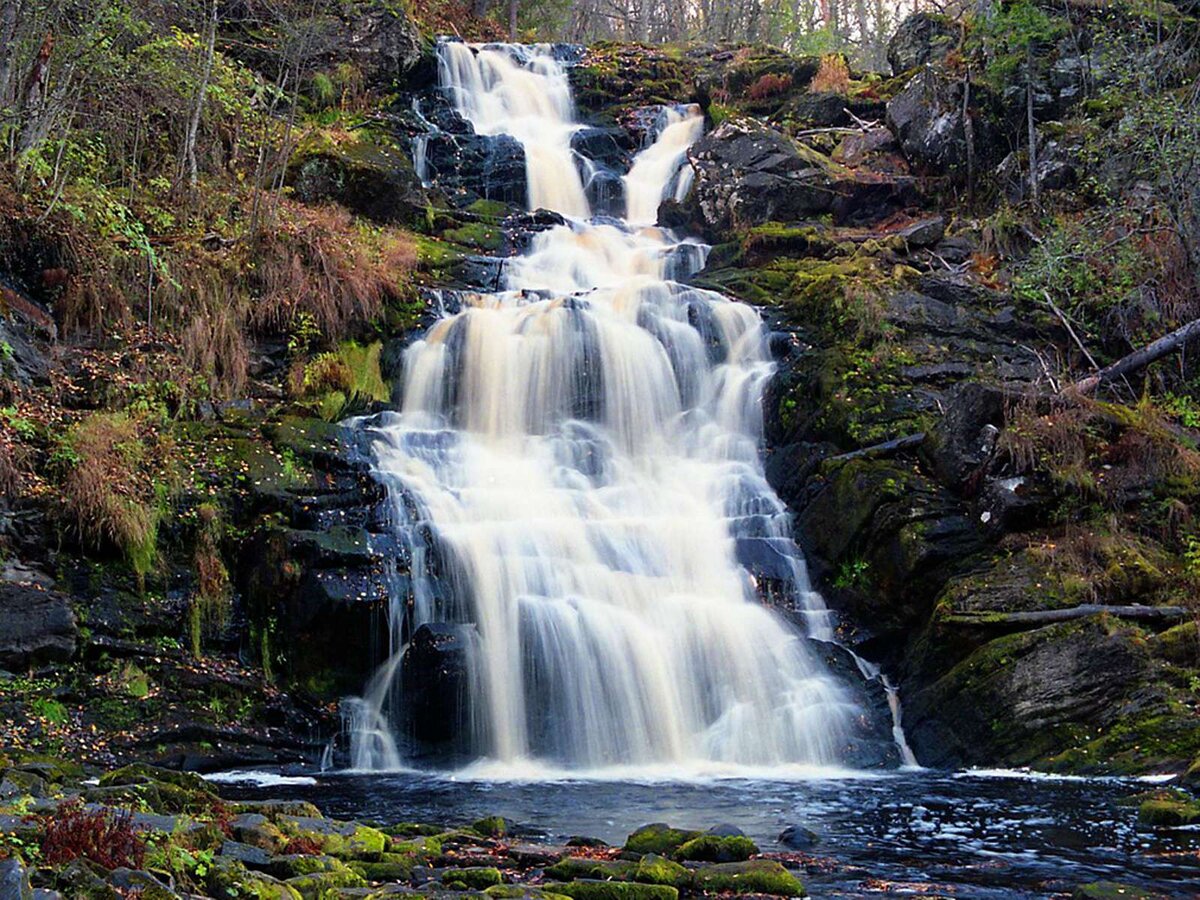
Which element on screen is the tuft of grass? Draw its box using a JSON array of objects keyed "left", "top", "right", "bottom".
[{"left": 809, "top": 54, "right": 850, "bottom": 95}]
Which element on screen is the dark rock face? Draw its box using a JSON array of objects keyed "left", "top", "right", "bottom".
[
  {"left": 341, "top": 2, "right": 428, "bottom": 90},
  {"left": 424, "top": 129, "right": 528, "bottom": 208},
  {"left": 290, "top": 139, "right": 428, "bottom": 227},
  {"left": 885, "top": 69, "right": 1006, "bottom": 177},
  {"left": 887, "top": 13, "right": 958, "bottom": 76},
  {"left": 0, "top": 583, "right": 77, "bottom": 670},
  {"left": 904, "top": 619, "right": 1151, "bottom": 768},
  {"left": 687, "top": 119, "right": 920, "bottom": 234},
  {"left": 400, "top": 623, "right": 474, "bottom": 753}
]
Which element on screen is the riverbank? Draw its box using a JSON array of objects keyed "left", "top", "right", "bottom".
[{"left": 1, "top": 756, "right": 1197, "bottom": 898}]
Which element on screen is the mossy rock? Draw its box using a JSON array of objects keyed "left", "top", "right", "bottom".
[
  {"left": 444, "top": 867, "right": 503, "bottom": 889},
  {"left": 351, "top": 860, "right": 417, "bottom": 882},
  {"left": 623, "top": 823, "right": 702, "bottom": 856},
  {"left": 443, "top": 221, "right": 505, "bottom": 253},
  {"left": 690, "top": 860, "right": 804, "bottom": 896},
  {"left": 471, "top": 816, "right": 513, "bottom": 837},
  {"left": 1071, "top": 883, "right": 1158, "bottom": 899},
  {"left": 1137, "top": 797, "right": 1200, "bottom": 827},
  {"left": 383, "top": 822, "right": 445, "bottom": 837},
  {"left": 286, "top": 868, "right": 368, "bottom": 900},
  {"left": 233, "top": 800, "right": 325, "bottom": 819},
  {"left": 633, "top": 854, "right": 691, "bottom": 888},
  {"left": 486, "top": 887, "right": 573, "bottom": 900},
  {"left": 4, "top": 751, "right": 85, "bottom": 783},
  {"left": 546, "top": 858, "right": 638, "bottom": 882},
  {"left": 276, "top": 815, "right": 388, "bottom": 860},
  {"left": 83, "top": 781, "right": 212, "bottom": 815},
  {"left": 98, "top": 763, "right": 215, "bottom": 796},
  {"left": 546, "top": 881, "right": 678, "bottom": 900},
  {"left": 205, "top": 859, "right": 303, "bottom": 900},
  {"left": 672, "top": 834, "right": 758, "bottom": 863},
  {"left": 267, "top": 855, "right": 350, "bottom": 879}
]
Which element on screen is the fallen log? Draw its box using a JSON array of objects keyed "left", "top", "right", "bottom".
[
  {"left": 828, "top": 432, "right": 926, "bottom": 463},
  {"left": 1075, "top": 316, "right": 1200, "bottom": 394},
  {"left": 945, "top": 604, "right": 1187, "bottom": 627}
]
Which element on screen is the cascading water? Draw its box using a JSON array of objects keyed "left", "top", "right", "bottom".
[{"left": 349, "top": 41, "right": 878, "bottom": 773}]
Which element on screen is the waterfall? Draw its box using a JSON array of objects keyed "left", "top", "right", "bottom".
[{"left": 349, "top": 42, "right": 872, "bottom": 773}]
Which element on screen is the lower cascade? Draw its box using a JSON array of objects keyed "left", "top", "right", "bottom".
[{"left": 348, "top": 41, "right": 888, "bottom": 773}]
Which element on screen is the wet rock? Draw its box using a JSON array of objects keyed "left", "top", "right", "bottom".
[
  {"left": 1072, "top": 884, "right": 1157, "bottom": 900},
  {"left": 442, "top": 867, "right": 503, "bottom": 890},
  {"left": 0, "top": 583, "right": 77, "bottom": 669},
  {"left": 108, "top": 868, "right": 180, "bottom": 899},
  {"left": 633, "top": 854, "right": 690, "bottom": 888},
  {"left": 402, "top": 624, "right": 475, "bottom": 752},
  {"left": 887, "top": 13, "right": 958, "bottom": 75},
  {"left": 275, "top": 815, "right": 388, "bottom": 860},
  {"left": 424, "top": 130, "right": 527, "bottom": 209},
  {"left": 547, "top": 858, "right": 637, "bottom": 882},
  {"left": 922, "top": 381, "right": 1008, "bottom": 492},
  {"left": 1137, "top": 795, "right": 1200, "bottom": 827},
  {"left": 0, "top": 858, "right": 32, "bottom": 900},
  {"left": 776, "top": 824, "right": 818, "bottom": 850}
]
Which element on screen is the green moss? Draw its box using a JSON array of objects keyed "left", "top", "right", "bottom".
[
  {"left": 472, "top": 815, "right": 511, "bottom": 837},
  {"left": 690, "top": 861, "right": 804, "bottom": 896},
  {"left": 286, "top": 868, "right": 368, "bottom": 900},
  {"left": 382, "top": 822, "right": 444, "bottom": 837},
  {"left": 633, "top": 854, "right": 691, "bottom": 887},
  {"left": 275, "top": 816, "right": 388, "bottom": 861},
  {"left": 1071, "top": 883, "right": 1157, "bottom": 900},
  {"left": 486, "top": 888, "right": 573, "bottom": 900},
  {"left": 1137, "top": 797, "right": 1200, "bottom": 827},
  {"left": 547, "top": 882, "right": 678, "bottom": 900},
  {"left": 623, "top": 823, "right": 702, "bottom": 856},
  {"left": 443, "top": 220, "right": 505, "bottom": 253},
  {"left": 205, "top": 860, "right": 302, "bottom": 900},
  {"left": 672, "top": 834, "right": 758, "bottom": 862},
  {"left": 546, "top": 858, "right": 637, "bottom": 882},
  {"left": 269, "top": 855, "right": 349, "bottom": 879},
  {"left": 444, "top": 867, "right": 503, "bottom": 889},
  {"left": 466, "top": 198, "right": 512, "bottom": 219}
]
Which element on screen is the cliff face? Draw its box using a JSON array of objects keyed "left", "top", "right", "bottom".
[{"left": 1, "top": 2, "right": 1198, "bottom": 776}]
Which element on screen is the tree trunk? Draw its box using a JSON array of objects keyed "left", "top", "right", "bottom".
[
  {"left": 0, "top": 0, "right": 23, "bottom": 108},
  {"left": 1025, "top": 48, "right": 1038, "bottom": 205},
  {"left": 474, "top": 0, "right": 490, "bottom": 18},
  {"left": 946, "top": 604, "right": 1186, "bottom": 628},
  {"left": 180, "top": 0, "right": 219, "bottom": 192},
  {"left": 508, "top": 0, "right": 519, "bottom": 39},
  {"left": 1074, "top": 316, "right": 1200, "bottom": 394}
]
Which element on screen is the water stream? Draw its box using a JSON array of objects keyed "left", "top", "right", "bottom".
[{"left": 347, "top": 41, "right": 891, "bottom": 774}]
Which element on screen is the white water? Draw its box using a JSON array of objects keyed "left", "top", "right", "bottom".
[{"left": 350, "top": 42, "right": 872, "bottom": 773}]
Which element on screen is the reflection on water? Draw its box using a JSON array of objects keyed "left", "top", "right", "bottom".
[{"left": 217, "top": 768, "right": 1200, "bottom": 897}]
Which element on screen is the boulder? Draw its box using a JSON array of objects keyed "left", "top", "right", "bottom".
[
  {"left": 0, "top": 858, "right": 32, "bottom": 900},
  {"left": 290, "top": 136, "right": 428, "bottom": 228},
  {"left": 886, "top": 69, "right": 999, "bottom": 176},
  {"left": 690, "top": 861, "right": 804, "bottom": 897},
  {"left": 777, "top": 824, "right": 818, "bottom": 849},
  {"left": 687, "top": 118, "right": 919, "bottom": 235},
  {"left": 0, "top": 583, "right": 77, "bottom": 669},
  {"left": 623, "top": 823, "right": 702, "bottom": 856},
  {"left": 887, "top": 13, "right": 958, "bottom": 76},
  {"left": 340, "top": 1, "right": 428, "bottom": 89}
]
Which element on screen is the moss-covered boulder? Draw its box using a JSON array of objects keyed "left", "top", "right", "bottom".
[
  {"left": 275, "top": 815, "right": 388, "bottom": 860},
  {"left": 547, "top": 881, "right": 678, "bottom": 900},
  {"left": 623, "top": 823, "right": 702, "bottom": 856},
  {"left": 1137, "top": 796, "right": 1200, "bottom": 827},
  {"left": 204, "top": 859, "right": 303, "bottom": 900},
  {"left": 443, "top": 867, "right": 503, "bottom": 889},
  {"left": 266, "top": 855, "right": 350, "bottom": 880},
  {"left": 690, "top": 860, "right": 805, "bottom": 896},
  {"left": 98, "top": 763, "right": 215, "bottom": 796},
  {"left": 286, "top": 867, "right": 368, "bottom": 900},
  {"left": 471, "top": 815, "right": 514, "bottom": 838},
  {"left": 672, "top": 834, "right": 758, "bottom": 863},
  {"left": 633, "top": 854, "right": 691, "bottom": 888},
  {"left": 1071, "top": 883, "right": 1158, "bottom": 899},
  {"left": 546, "top": 858, "right": 638, "bottom": 882}
]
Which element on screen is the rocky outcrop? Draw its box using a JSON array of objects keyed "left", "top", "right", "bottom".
[
  {"left": 289, "top": 134, "right": 428, "bottom": 228},
  {"left": 685, "top": 118, "right": 920, "bottom": 234},
  {"left": 887, "top": 12, "right": 958, "bottom": 76},
  {"left": 0, "top": 583, "right": 77, "bottom": 670}
]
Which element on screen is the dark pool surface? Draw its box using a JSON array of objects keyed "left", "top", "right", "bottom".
[{"left": 215, "top": 767, "right": 1199, "bottom": 898}]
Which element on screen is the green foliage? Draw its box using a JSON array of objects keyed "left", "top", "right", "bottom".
[
  {"left": 30, "top": 697, "right": 69, "bottom": 725},
  {"left": 833, "top": 558, "right": 870, "bottom": 590},
  {"left": 977, "top": 0, "right": 1067, "bottom": 84}
]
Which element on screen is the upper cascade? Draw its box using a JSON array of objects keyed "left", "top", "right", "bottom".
[
  {"left": 438, "top": 41, "right": 590, "bottom": 217},
  {"left": 347, "top": 41, "right": 885, "bottom": 774}
]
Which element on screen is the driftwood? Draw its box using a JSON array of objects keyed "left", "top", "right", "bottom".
[
  {"left": 829, "top": 432, "right": 926, "bottom": 463},
  {"left": 1075, "top": 316, "right": 1200, "bottom": 394},
  {"left": 946, "top": 604, "right": 1187, "bottom": 628}
]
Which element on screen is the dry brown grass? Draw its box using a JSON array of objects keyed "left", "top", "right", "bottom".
[
  {"left": 810, "top": 55, "right": 851, "bottom": 95},
  {"left": 189, "top": 502, "right": 231, "bottom": 656},
  {"left": 748, "top": 73, "right": 793, "bottom": 101},
  {"left": 182, "top": 307, "right": 250, "bottom": 400},
  {"left": 249, "top": 201, "right": 415, "bottom": 342},
  {"left": 56, "top": 412, "right": 174, "bottom": 577}
]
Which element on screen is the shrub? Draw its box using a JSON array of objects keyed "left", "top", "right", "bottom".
[
  {"left": 809, "top": 54, "right": 850, "bottom": 94},
  {"left": 182, "top": 308, "right": 250, "bottom": 400},
  {"left": 41, "top": 799, "right": 147, "bottom": 870},
  {"left": 747, "top": 73, "right": 792, "bottom": 101}
]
